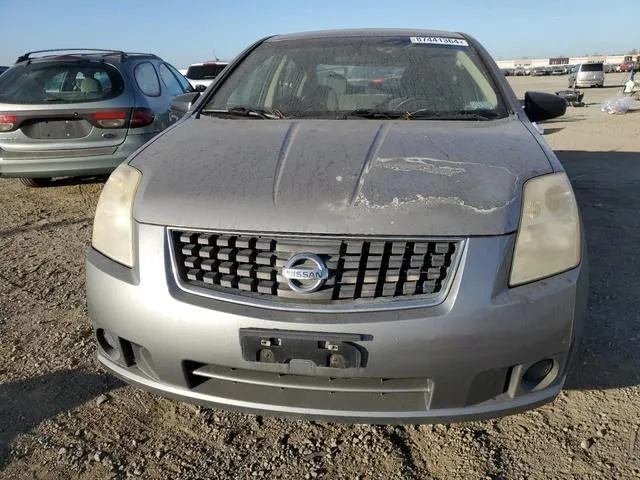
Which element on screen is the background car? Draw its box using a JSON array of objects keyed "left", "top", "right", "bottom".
[
  {"left": 0, "top": 48, "right": 193, "bottom": 187},
  {"left": 568, "top": 62, "right": 605, "bottom": 88},
  {"left": 616, "top": 62, "right": 638, "bottom": 73},
  {"left": 180, "top": 61, "right": 229, "bottom": 90},
  {"left": 0, "top": 66, "right": 9, "bottom": 76}
]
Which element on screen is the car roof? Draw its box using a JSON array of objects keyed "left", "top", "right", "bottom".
[
  {"left": 188, "top": 61, "right": 229, "bottom": 66},
  {"left": 267, "top": 28, "right": 467, "bottom": 42},
  {"left": 15, "top": 49, "right": 160, "bottom": 64}
]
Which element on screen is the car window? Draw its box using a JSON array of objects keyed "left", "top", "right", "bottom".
[
  {"left": 44, "top": 71, "right": 67, "bottom": 92},
  {"left": 186, "top": 64, "right": 226, "bottom": 80},
  {"left": 226, "top": 55, "right": 277, "bottom": 107},
  {"left": 205, "top": 37, "right": 506, "bottom": 119},
  {"left": 134, "top": 62, "right": 161, "bottom": 97},
  {"left": 158, "top": 63, "right": 184, "bottom": 96},
  {"left": 580, "top": 63, "right": 603, "bottom": 72},
  {"left": 165, "top": 64, "right": 192, "bottom": 92},
  {"left": 0, "top": 61, "right": 124, "bottom": 104},
  {"left": 267, "top": 57, "right": 308, "bottom": 103},
  {"left": 94, "top": 71, "right": 112, "bottom": 90}
]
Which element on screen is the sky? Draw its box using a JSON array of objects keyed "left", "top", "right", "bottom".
[{"left": 2, "top": 0, "right": 638, "bottom": 68}]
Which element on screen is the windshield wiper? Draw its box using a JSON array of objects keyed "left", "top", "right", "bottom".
[
  {"left": 345, "top": 108, "right": 407, "bottom": 119},
  {"left": 345, "top": 108, "right": 500, "bottom": 121},
  {"left": 200, "top": 105, "right": 283, "bottom": 119},
  {"left": 408, "top": 109, "right": 501, "bottom": 120}
]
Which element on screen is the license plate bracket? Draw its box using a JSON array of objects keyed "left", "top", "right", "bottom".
[{"left": 239, "top": 328, "right": 370, "bottom": 369}]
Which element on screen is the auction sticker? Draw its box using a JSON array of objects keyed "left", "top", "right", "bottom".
[{"left": 410, "top": 37, "right": 469, "bottom": 46}]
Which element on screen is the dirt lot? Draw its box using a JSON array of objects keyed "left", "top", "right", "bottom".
[{"left": 1, "top": 73, "right": 639, "bottom": 480}]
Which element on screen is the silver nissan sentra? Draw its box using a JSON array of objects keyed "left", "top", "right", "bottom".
[{"left": 86, "top": 29, "right": 588, "bottom": 424}]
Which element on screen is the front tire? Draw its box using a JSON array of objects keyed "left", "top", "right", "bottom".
[{"left": 20, "top": 177, "right": 52, "bottom": 188}]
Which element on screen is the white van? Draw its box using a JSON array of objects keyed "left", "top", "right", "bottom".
[
  {"left": 180, "top": 62, "right": 229, "bottom": 90},
  {"left": 569, "top": 63, "right": 605, "bottom": 88}
]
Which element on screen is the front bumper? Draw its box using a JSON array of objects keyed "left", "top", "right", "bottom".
[
  {"left": 0, "top": 132, "right": 157, "bottom": 178},
  {"left": 86, "top": 223, "right": 588, "bottom": 424}
]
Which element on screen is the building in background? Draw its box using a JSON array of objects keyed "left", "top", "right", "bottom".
[{"left": 496, "top": 54, "right": 638, "bottom": 69}]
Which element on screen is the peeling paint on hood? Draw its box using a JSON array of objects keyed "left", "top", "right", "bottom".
[
  {"left": 376, "top": 157, "right": 468, "bottom": 177},
  {"left": 130, "top": 116, "right": 552, "bottom": 236},
  {"left": 359, "top": 156, "right": 519, "bottom": 212}
]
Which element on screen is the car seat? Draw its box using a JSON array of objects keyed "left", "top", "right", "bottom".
[
  {"left": 308, "top": 85, "right": 339, "bottom": 111},
  {"left": 80, "top": 77, "right": 101, "bottom": 93},
  {"left": 323, "top": 73, "right": 347, "bottom": 109},
  {"left": 389, "top": 59, "right": 464, "bottom": 111}
]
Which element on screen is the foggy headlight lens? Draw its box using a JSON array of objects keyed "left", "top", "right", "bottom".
[
  {"left": 510, "top": 172, "right": 581, "bottom": 286},
  {"left": 91, "top": 164, "right": 141, "bottom": 268}
]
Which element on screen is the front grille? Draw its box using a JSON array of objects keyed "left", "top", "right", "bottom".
[
  {"left": 172, "top": 230, "right": 461, "bottom": 306},
  {"left": 185, "top": 363, "right": 433, "bottom": 412}
]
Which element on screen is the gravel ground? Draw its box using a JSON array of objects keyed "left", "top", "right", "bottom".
[{"left": 0, "top": 74, "right": 639, "bottom": 479}]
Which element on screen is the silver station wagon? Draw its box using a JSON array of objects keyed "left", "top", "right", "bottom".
[
  {"left": 87, "top": 29, "right": 587, "bottom": 424},
  {"left": 0, "top": 49, "right": 193, "bottom": 187}
]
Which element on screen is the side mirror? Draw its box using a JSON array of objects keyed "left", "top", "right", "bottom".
[
  {"left": 194, "top": 84, "right": 207, "bottom": 92},
  {"left": 523, "top": 91, "right": 567, "bottom": 123},
  {"left": 170, "top": 92, "right": 200, "bottom": 122}
]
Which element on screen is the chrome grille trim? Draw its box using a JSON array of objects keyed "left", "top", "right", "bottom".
[{"left": 167, "top": 228, "right": 466, "bottom": 313}]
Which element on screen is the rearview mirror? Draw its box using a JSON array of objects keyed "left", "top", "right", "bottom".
[
  {"left": 170, "top": 92, "right": 200, "bottom": 122},
  {"left": 194, "top": 84, "right": 207, "bottom": 92},
  {"left": 523, "top": 91, "right": 567, "bottom": 123}
]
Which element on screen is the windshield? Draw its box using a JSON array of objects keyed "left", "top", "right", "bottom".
[
  {"left": 581, "top": 63, "right": 603, "bottom": 72},
  {"left": 186, "top": 64, "right": 227, "bottom": 80},
  {"left": 0, "top": 60, "right": 124, "bottom": 104},
  {"left": 203, "top": 36, "right": 507, "bottom": 119}
]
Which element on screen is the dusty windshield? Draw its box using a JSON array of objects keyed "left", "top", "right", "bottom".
[{"left": 204, "top": 36, "right": 507, "bottom": 119}]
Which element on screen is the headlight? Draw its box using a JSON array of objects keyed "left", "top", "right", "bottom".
[
  {"left": 510, "top": 172, "right": 580, "bottom": 286},
  {"left": 92, "top": 164, "right": 141, "bottom": 268}
]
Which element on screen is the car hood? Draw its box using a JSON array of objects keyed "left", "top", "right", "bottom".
[{"left": 130, "top": 116, "right": 553, "bottom": 236}]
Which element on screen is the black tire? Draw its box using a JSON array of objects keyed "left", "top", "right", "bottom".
[{"left": 20, "top": 177, "right": 52, "bottom": 188}]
